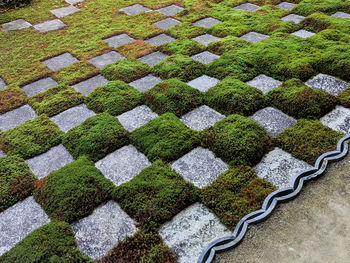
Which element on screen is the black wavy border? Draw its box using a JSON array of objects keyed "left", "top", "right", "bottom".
[{"left": 198, "top": 134, "right": 350, "bottom": 263}]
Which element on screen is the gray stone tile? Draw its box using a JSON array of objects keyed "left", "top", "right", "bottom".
[
  {"left": 192, "top": 34, "right": 221, "bottom": 46},
  {"left": 103, "top": 33, "right": 135, "bottom": 48},
  {"left": 22, "top": 77, "right": 58, "bottom": 97},
  {"left": 331, "top": 11, "right": 350, "bottom": 18},
  {"left": 320, "top": 106, "right": 350, "bottom": 134},
  {"left": 191, "top": 51, "right": 220, "bottom": 65},
  {"left": 153, "top": 18, "right": 181, "bottom": 30},
  {"left": 33, "top": 19, "right": 66, "bottom": 33},
  {"left": 138, "top": 51, "right": 168, "bottom": 66},
  {"left": 88, "top": 51, "right": 124, "bottom": 69},
  {"left": 25, "top": 145, "right": 74, "bottom": 179},
  {"left": 0, "top": 105, "right": 37, "bottom": 131},
  {"left": 281, "top": 14, "right": 305, "bottom": 24},
  {"left": 156, "top": 4, "right": 184, "bottom": 16},
  {"left": 246, "top": 74, "right": 282, "bottom": 94},
  {"left": 291, "top": 29, "right": 315, "bottom": 38},
  {"left": 72, "top": 201, "right": 138, "bottom": 260},
  {"left": 2, "top": 19, "right": 31, "bottom": 32},
  {"left": 180, "top": 105, "right": 224, "bottom": 131},
  {"left": 254, "top": 148, "right": 312, "bottom": 189},
  {"left": 145, "top": 34, "right": 175, "bottom": 46},
  {"left": 50, "top": 104, "right": 95, "bottom": 132},
  {"left": 129, "top": 74, "right": 162, "bottom": 92},
  {"left": 50, "top": 5, "right": 80, "bottom": 18},
  {"left": 95, "top": 145, "right": 151, "bottom": 186},
  {"left": 250, "top": 107, "right": 297, "bottom": 136},
  {"left": 234, "top": 3, "right": 260, "bottom": 11},
  {"left": 277, "top": 2, "right": 296, "bottom": 10},
  {"left": 120, "top": 4, "right": 152, "bottom": 15},
  {"left": 0, "top": 196, "right": 50, "bottom": 256},
  {"left": 171, "top": 147, "right": 229, "bottom": 188},
  {"left": 0, "top": 78, "right": 7, "bottom": 90},
  {"left": 0, "top": 150, "right": 5, "bottom": 157},
  {"left": 117, "top": 105, "right": 158, "bottom": 132},
  {"left": 72, "top": 75, "right": 109, "bottom": 96},
  {"left": 65, "top": 0, "right": 83, "bottom": 4},
  {"left": 187, "top": 75, "right": 220, "bottom": 92},
  {"left": 240, "top": 32, "right": 269, "bottom": 43},
  {"left": 305, "top": 73, "right": 349, "bottom": 96},
  {"left": 159, "top": 203, "right": 231, "bottom": 263},
  {"left": 193, "top": 17, "right": 221, "bottom": 28},
  {"left": 42, "top": 52, "right": 78, "bottom": 71}
]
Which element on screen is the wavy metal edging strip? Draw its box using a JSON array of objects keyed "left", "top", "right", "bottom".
[{"left": 198, "top": 134, "right": 350, "bottom": 263}]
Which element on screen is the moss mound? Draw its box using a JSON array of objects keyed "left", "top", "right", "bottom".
[
  {"left": 159, "top": 39, "right": 205, "bottom": 56},
  {"left": 207, "top": 36, "right": 252, "bottom": 55},
  {"left": 0, "top": 87, "right": 28, "bottom": 114},
  {"left": 166, "top": 22, "right": 206, "bottom": 39},
  {"left": 338, "top": 88, "right": 350, "bottom": 108}
]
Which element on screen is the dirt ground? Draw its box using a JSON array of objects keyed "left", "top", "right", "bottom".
[{"left": 215, "top": 151, "right": 350, "bottom": 263}]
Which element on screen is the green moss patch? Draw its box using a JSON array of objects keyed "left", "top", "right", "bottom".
[
  {"left": 166, "top": 22, "right": 206, "bottom": 39},
  {"left": 207, "top": 36, "right": 252, "bottom": 55},
  {"left": 338, "top": 88, "right": 350, "bottom": 108},
  {"left": 159, "top": 39, "right": 206, "bottom": 56},
  {"left": 0, "top": 87, "right": 28, "bottom": 114},
  {"left": 294, "top": 0, "right": 349, "bottom": 16},
  {"left": 116, "top": 40, "right": 156, "bottom": 58}
]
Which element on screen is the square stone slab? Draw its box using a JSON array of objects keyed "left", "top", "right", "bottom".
[
  {"left": 22, "top": 77, "right": 58, "bottom": 97},
  {"left": 187, "top": 75, "right": 220, "bottom": 92},
  {"left": 234, "top": 3, "right": 260, "bottom": 11},
  {"left": 25, "top": 145, "right": 74, "bottom": 179},
  {"left": 281, "top": 14, "right": 305, "bottom": 24},
  {"left": 250, "top": 107, "right": 297, "bottom": 136},
  {"left": 153, "top": 18, "right": 181, "bottom": 30},
  {"left": 103, "top": 33, "right": 135, "bottom": 48},
  {"left": 0, "top": 105, "right": 37, "bottom": 131},
  {"left": 72, "top": 201, "right": 138, "bottom": 260},
  {"left": 277, "top": 2, "right": 296, "bottom": 10},
  {"left": 65, "top": 0, "right": 83, "bottom": 4},
  {"left": 0, "top": 196, "right": 50, "bottom": 256},
  {"left": 320, "top": 106, "right": 350, "bottom": 134},
  {"left": 129, "top": 74, "right": 162, "bottom": 92},
  {"left": 240, "top": 32, "right": 269, "bottom": 43},
  {"left": 191, "top": 51, "right": 220, "bottom": 65},
  {"left": 72, "top": 74, "right": 109, "bottom": 96},
  {"left": 246, "top": 74, "right": 282, "bottom": 94},
  {"left": 0, "top": 78, "right": 7, "bottom": 90},
  {"left": 88, "top": 51, "right": 124, "bottom": 69},
  {"left": 145, "top": 34, "right": 175, "bottom": 46},
  {"left": 120, "top": 4, "right": 152, "bottom": 15},
  {"left": 42, "top": 52, "right": 78, "bottom": 71},
  {"left": 291, "top": 29, "right": 315, "bottom": 38},
  {"left": 50, "top": 104, "right": 96, "bottom": 132},
  {"left": 117, "top": 105, "right": 158, "bottom": 132},
  {"left": 171, "top": 147, "right": 229, "bottom": 188},
  {"left": 33, "top": 19, "right": 66, "bottom": 32},
  {"left": 50, "top": 5, "right": 80, "bottom": 18},
  {"left": 331, "top": 11, "right": 350, "bottom": 18},
  {"left": 138, "top": 51, "right": 168, "bottom": 66},
  {"left": 254, "top": 148, "right": 312, "bottom": 189},
  {"left": 180, "top": 105, "right": 225, "bottom": 131},
  {"left": 159, "top": 203, "right": 231, "bottom": 263},
  {"left": 156, "top": 4, "right": 184, "bottom": 16},
  {"left": 2, "top": 19, "right": 31, "bottom": 32},
  {"left": 193, "top": 17, "right": 221, "bottom": 28},
  {"left": 95, "top": 145, "right": 151, "bottom": 186},
  {"left": 192, "top": 34, "right": 221, "bottom": 46},
  {"left": 305, "top": 73, "right": 349, "bottom": 95}
]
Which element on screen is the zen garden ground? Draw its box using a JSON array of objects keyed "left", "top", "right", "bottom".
[{"left": 0, "top": 0, "right": 350, "bottom": 262}]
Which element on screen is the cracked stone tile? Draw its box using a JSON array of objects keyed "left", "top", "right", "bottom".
[
  {"left": 171, "top": 147, "right": 229, "bottom": 188},
  {"left": 95, "top": 145, "right": 151, "bottom": 186},
  {"left": 50, "top": 5, "right": 80, "bottom": 18},
  {"left": 33, "top": 19, "right": 66, "bottom": 32},
  {"left": 0, "top": 78, "right": 7, "bottom": 90},
  {"left": 104, "top": 33, "right": 135, "bottom": 48},
  {"left": 331, "top": 11, "right": 350, "bottom": 18},
  {"left": 320, "top": 106, "right": 350, "bottom": 134},
  {"left": 0, "top": 105, "right": 37, "bottom": 131},
  {"left": 25, "top": 145, "right": 74, "bottom": 179},
  {"left": 88, "top": 51, "right": 124, "bottom": 69},
  {"left": 72, "top": 75, "right": 109, "bottom": 96},
  {"left": 234, "top": 3, "right": 260, "bottom": 11},
  {"left": 254, "top": 148, "right": 312, "bottom": 189},
  {"left": 65, "top": 0, "right": 83, "bottom": 4},
  {"left": 291, "top": 29, "right": 315, "bottom": 38},
  {"left": 120, "top": 4, "right": 152, "bottom": 15},
  {"left": 193, "top": 17, "right": 221, "bottom": 28},
  {"left": 159, "top": 203, "right": 231, "bottom": 263},
  {"left": 145, "top": 34, "right": 175, "bottom": 46},
  {"left": 42, "top": 52, "right": 78, "bottom": 71},
  {"left": 156, "top": 4, "right": 184, "bottom": 16},
  {"left": 117, "top": 105, "right": 158, "bottom": 132},
  {"left": 180, "top": 105, "right": 224, "bottom": 131},
  {"left": 22, "top": 77, "right": 58, "bottom": 97},
  {"left": 240, "top": 32, "right": 269, "bottom": 43},
  {"left": 72, "top": 200, "right": 138, "bottom": 260},
  {"left": 246, "top": 74, "right": 282, "bottom": 94},
  {"left": 277, "top": 2, "right": 296, "bottom": 10},
  {"left": 153, "top": 18, "right": 181, "bottom": 30},
  {"left": 2, "top": 19, "right": 32, "bottom": 32},
  {"left": 187, "top": 75, "right": 219, "bottom": 92},
  {"left": 191, "top": 51, "right": 220, "bottom": 65},
  {"left": 0, "top": 196, "right": 50, "bottom": 256},
  {"left": 192, "top": 34, "right": 221, "bottom": 46},
  {"left": 129, "top": 74, "right": 162, "bottom": 92},
  {"left": 281, "top": 14, "right": 305, "bottom": 23},
  {"left": 250, "top": 107, "right": 297, "bottom": 136},
  {"left": 305, "top": 73, "right": 349, "bottom": 95},
  {"left": 138, "top": 51, "right": 168, "bottom": 66},
  {"left": 50, "top": 104, "right": 96, "bottom": 132}
]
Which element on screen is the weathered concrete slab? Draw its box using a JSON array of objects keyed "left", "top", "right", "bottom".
[
  {"left": 117, "top": 105, "right": 158, "bottom": 132},
  {"left": 50, "top": 5, "right": 80, "bottom": 18},
  {"left": 88, "top": 51, "right": 124, "bottom": 69},
  {"left": 129, "top": 74, "right": 162, "bottom": 92},
  {"left": 34, "top": 19, "right": 66, "bottom": 32},
  {"left": 22, "top": 77, "right": 58, "bottom": 97},
  {"left": 104, "top": 33, "right": 135, "bottom": 48},
  {"left": 281, "top": 14, "right": 305, "bottom": 23},
  {"left": 187, "top": 75, "right": 220, "bottom": 92},
  {"left": 306, "top": 73, "right": 349, "bottom": 95},
  {"left": 320, "top": 105, "right": 350, "bottom": 134},
  {"left": 138, "top": 51, "right": 168, "bottom": 66},
  {"left": 192, "top": 34, "right": 221, "bottom": 46},
  {"left": 331, "top": 11, "right": 350, "bottom": 18},
  {"left": 0, "top": 105, "right": 37, "bottom": 131},
  {"left": 191, "top": 51, "right": 220, "bottom": 64},
  {"left": 153, "top": 18, "right": 181, "bottom": 30},
  {"left": 0, "top": 78, "right": 6, "bottom": 90},
  {"left": 246, "top": 74, "right": 282, "bottom": 94},
  {"left": 291, "top": 29, "right": 315, "bottom": 38},
  {"left": 234, "top": 3, "right": 260, "bottom": 11},
  {"left": 277, "top": 2, "right": 296, "bottom": 10},
  {"left": 120, "top": 4, "right": 152, "bottom": 15},
  {"left": 145, "top": 34, "right": 175, "bottom": 46},
  {"left": 2, "top": 19, "right": 31, "bottom": 32},
  {"left": 240, "top": 32, "right": 269, "bottom": 43},
  {"left": 193, "top": 17, "right": 221, "bottom": 28},
  {"left": 42, "top": 52, "right": 78, "bottom": 71},
  {"left": 72, "top": 75, "right": 109, "bottom": 95},
  {"left": 156, "top": 4, "right": 184, "bottom": 16}
]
